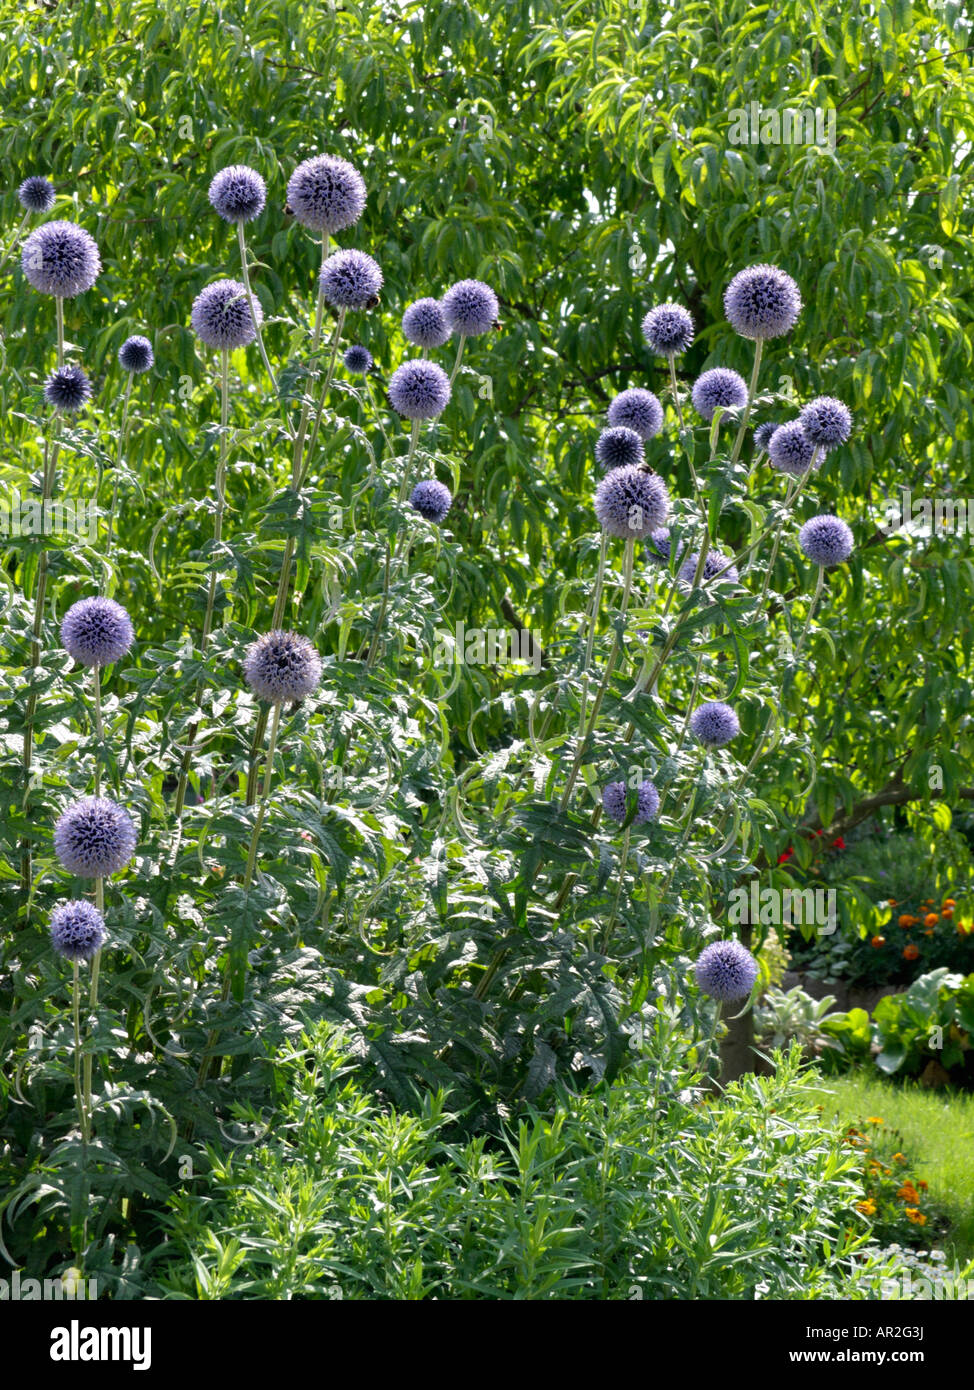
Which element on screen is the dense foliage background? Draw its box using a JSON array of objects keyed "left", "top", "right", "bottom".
[{"left": 1, "top": 0, "right": 973, "bottom": 1298}]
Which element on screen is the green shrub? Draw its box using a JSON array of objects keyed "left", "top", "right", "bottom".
[
  {"left": 152, "top": 1026, "right": 907, "bottom": 1300},
  {"left": 823, "top": 968, "right": 974, "bottom": 1082}
]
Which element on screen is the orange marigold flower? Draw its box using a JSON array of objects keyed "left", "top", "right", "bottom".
[
  {"left": 866, "top": 1117, "right": 884, "bottom": 1125},
  {"left": 891, "top": 1152, "right": 907, "bottom": 1163},
  {"left": 856, "top": 1200, "right": 877, "bottom": 1216},
  {"left": 923, "top": 898, "right": 935, "bottom": 905},
  {"left": 898, "top": 914, "right": 914, "bottom": 928},
  {"left": 897, "top": 1183, "right": 919, "bottom": 1202},
  {"left": 906, "top": 1208, "right": 927, "bottom": 1225},
  {"left": 871, "top": 935, "right": 886, "bottom": 948},
  {"left": 917, "top": 1179, "right": 928, "bottom": 1190},
  {"left": 924, "top": 913, "right": 939, "bottom": 927},
  {"left": 943, "top": 898, "right": 956, "bottom": 908},
  {"left": 942, "top": 907, "right": 954, "bottom": 918},
  {"left": 903, "top": 944, "right": 920, "bottom": 960}
]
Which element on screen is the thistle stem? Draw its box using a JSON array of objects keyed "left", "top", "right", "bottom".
[
  {"left": 102, "top": 375, "right": 133, "bottom": 586},
  {"left": 236, "top": 221, "right": 283, "bottom": 409},
  {"left": 448, "top": 334, "right": 467, "bottom": 385}
]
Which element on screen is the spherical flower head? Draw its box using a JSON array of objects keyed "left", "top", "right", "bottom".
[
  {"left": 54, "top": 797, "right": 137, "bottom": 878},
  {"left": 118, "top": 335, "right": 154, "bottom": 373},
  {"left": 594, "top": 466, "right": 669, "bottom": 540},
  {"left": 767, "top": 421, "right": 816, "bottom": 476},
  {"left": 410, "top": 479, "right": 452, "bottom": 523},
  {"left": 694, "top": 939, "right": 759, "bottom": 1001},
  {"left": 641, "top": 302, "right": 694, "bottom": 357},
  {"left": 723, "top": 264, "right": 801, "bottom": 340},
  {"left": 319, "top": 249, "right": 383, "bottom": 310},
  {"left": 799, "top": 514, "right": 854, "bottom": 567},
  {"left": 646, "top": 527, "right": 673, "bottom": 565},
  {"left": 50, "top": 900, "right": 106, "bottom": 963},
  {"left": 752, "top": 421, "right": 779, "bottom": 453},
  {"left": 689, "top": 700, "right": 740, "bottom": 747},
  {"left": 799, "top": 396, "right": 852, "bottom": 451},
  {"left": 343, "top": 344, "right": 373, "bottom": 374},
  {"left": 678, "top": 549, "right": 739, "bottom": 587},
  {"left": 44, "top": 364, "right": 92, "bottom": 413},
  {"left": 191, "top": 279, "right": 262, "bottom": 350},
  {"left": 244, "top": 629, "right": 322, "bottom": 705},
  {"left": 208, "top": 164, "right": 266, "bottom": 223},
  {"left": 595, "top": 425, "right": 644, "bottom": 472},
  {"left": 286, "top": 154, "right": 366, "bottom": 233},
  {"left": 441, "top": 279, "right": 498, "bottom": 336},
  {"left": 388, "top": 359, "right": 451, "bottom": 420},
  {"left": 402, "top": 297, "right": 450, "bottom": 349},
  {"left": 607, "top": 388, "right": 663, "bottom": 440},
  {"left": 692, "top": 368, "right": 748, "bottom": 422},
  {"left": 18, "top": 175, "right": 56, "bottom": 214},
  {"left": 21, "top": 220, "right": 101, "bottom": 298},
  {"left": 602, "top": 779, "right": 660, "bottom": 825},
  {"left": 61, "top": 596, "right": 134, "bottom": 668}
]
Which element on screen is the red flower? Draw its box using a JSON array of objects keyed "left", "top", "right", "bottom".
[
  {"left": 830, "top": 836, "right": 846, "bottom": 850},
  {"left": 778, "top": 847, "right": 794, "bottom": 864}
]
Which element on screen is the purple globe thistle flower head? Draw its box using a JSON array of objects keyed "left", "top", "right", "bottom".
[
  {"left": 54, "top": 797, "right": 137, "bottom": 878},
  {"left": 208, "top": 164, "right": 266, "bottom": 224},
  {"left": 602, "top": 779, "right": 660, "bottom": 825},
  {"left": 752, "top": 421, "right": 779, "bottom": 453},
  {"left": 410, "top": 479, "right": 452, "bottom": 523},
  {"left": 343, "top": 344, "right": 373, "bottom": 374},
  {"left": 244, "top": 629, "right": 322, "bottom": 705},
  {"left": 646, "top": 527, "right": 674, "bottom": 565},
  {"left": 723, "top": 264, "right": 801, "bottom": 340},
  {"left": 799, "top": 514, "right": 854, "bottom": 567},
  {"left": 641, "top": 302, "right": 694, "bottom": 357},
  {"left": 595, "top": 425, "right": 644, "bottom": 472},
  {"left": 18, "top": 175, "right": 56, "bottom": 214},
  {"left": 767, "top": 421, "right": 816, "bottom": 476},
  {"left": 689, "top": 700, "right": 740, "bottom": 747},
  {"left": 50, "top": 900, "right": 107, "bottom": 963},
  {"left": 691, "top": 368, "right": 748, "bottom": 423},
  {"left": 678, "top": 549, "right": 740, "bottom": 587},
  {"left": 694, "top": 939, "right": 759, "bottom": 1001},
  {"left": 441, "top": 279, "right": 498, "bottom": 337},
  {"left": 21, "top": 220, "right": 101, "bottom": 298},
  {"left": 594, "top": 465, "right": 669, "bottom": 540},
  {"left": 388, "top": 359, "right": 451, "bottom": 420},
  {"left": 118, "top": 334, "right": 154, "bottom": 373},
  {"left": 402, "top": 297, "right": 450, "bottom": 349},
  {"left": 607, "top": 388, "right": 663, "bottom": 440},
  {"left": 799, "top": 396, "right": 852, "bottom": 451},
  {"left": 191, "top": 279, "right": 262, "bottom": 350},
  {"left": 286, "top": 154, "right": 366, "bottom": 233},
  {"left": 61, "top": 596, "right": 134, "bottom": 668},
  {"left": 319, "top": 248, "right": 383, "bottom": 310},
  {"left": 44, "top": 364, "right": 92, "bottom": 413}
]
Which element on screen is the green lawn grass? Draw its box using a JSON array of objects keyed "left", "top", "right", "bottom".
[{"left": 809, "top": 1071, "right": 974, "bottom": 1264}]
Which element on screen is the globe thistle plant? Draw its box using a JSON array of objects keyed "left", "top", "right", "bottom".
[
  {"left": 343, "top": 344, "right": 373, "bottom": 374},
  {"left": 118, "top": 335, "right": 154, "bottom": 373},
  {"left": 319, "top": 249, "right": 383, "bottom": 310},
  {"left": 18, "top": 175, "right": 56, "bottom": 214},
  {"left": 602, "top": 779, "right": 660, "bottom": 825},
  {"left": 54, "top": 797, "right": 137, "bottom": 878},
  {"left": 799, "top": 396, "right": 852, "bottom": 451},
  {"left": 646, "top": 527, "right": 674, "bottom": 565},
  {"left": 44, "top": 364, "right": 92, "bottom": 413},
  {"left": 694, "top": 939, "right": 759, "bottom": 1001},
  {"left": 243, "top": 630, "right": 323, "bottom": 705},
  {"left": 641, "top": 302, "right": 694, "bottom": 357},
  {"left": 441, "top": 279, "right": 498, "bottom": 336},
  {"left": 689, "top": 700, "right": 740, "bottom": 747},
  {"left": 190, "top": 278, "right": 262, "bottom": 350},
  {"left": 691, "top": 368, "right": 748, "bottom": 422},
  {"left": 723, "top": 264, "right": 801, "bottom": 340},
  {"left": 388, "top": 360, "right": 451, "bottom": 420},
  {"left": 595, "top": 425, "right": 644, "bottom": 472},
  {"left": 594, "top": 466, "right": 669, "bottom": 540},
  {"left": 21, "top": 220, "right": 101, "bottom": 297},
  {"left": 767, "top": 421, "right": 816, "bottom": 476},
  {"left": 752, "top": 420, "right": 779, "bottom": 453},
  {"left": 607, "top": 388, "right": 663, "bottom": 440},
  {"left": 286, "top": 154, "right": 366, "bottom": 233},
  {"left": 402, "top": 298, "right": 450, "bottom": 349},
  {"left": 799, "top": 514, "right": 854, "bottom": 567},
  {"left": 208, "top": 164, "right": 266, "bottom": 224},
  {"left": 677, "top": 549, "right": 739, "bottom": 587},
  {"left": 50, "top": 900, "right": 107, "bottom": 963},
  {"left": 410, "top": 479, "right": 452, "bottom": 523},
  {"left": 61, "top": 596, "right": 134, "bottom": 668}
]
